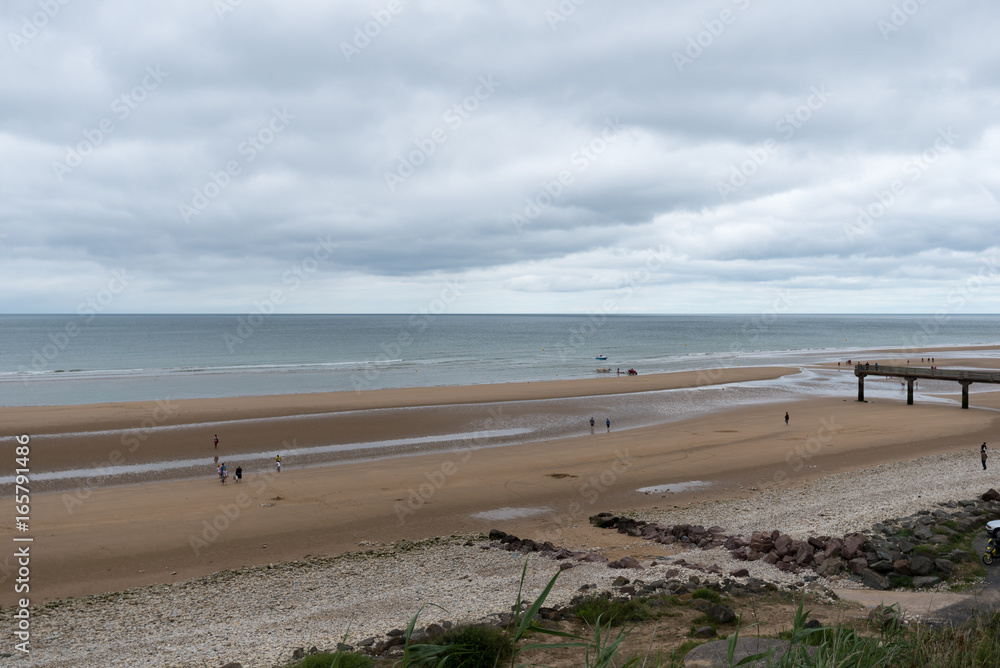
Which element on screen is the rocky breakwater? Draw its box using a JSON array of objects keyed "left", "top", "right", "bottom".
[{"left": 591, "top": 490, "right": 1000, "bottom": 591}]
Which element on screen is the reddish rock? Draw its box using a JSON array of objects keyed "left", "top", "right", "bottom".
[
  {"left": 794, "top": 543, "right": 815, "bottom": 566},
  {"left": 579, "top": 553, "right": 608, "bottom": 563},
  {"left": 848, "top": 557, "right": 868, "bottom": 575},
  {"left": 823, "top": 538, "right": 843, "bottom": 560},
  {"left": 843, "top": 533, "right": 866, "bottom": 559},
  {"left": 762, "top": 552, "right": 779, "bottom": 565},
  {"left": 724, "top": 536, "right": 747, "bottom": 550},
  {"left": 816, "top": 557, "right": 842, "bottom": 576},
  {"left": 730, "top": 568, "right": 750, "bottom": 577},
  {"left": 982, "top": 489, "right": 1000, "bottom": 502},
  {"left": 749, "top": 531, "right": 774, "bottom": 553},
  {"left": 893, "top": 559, "right": 912, "bottom": 576},
  {"left": 774, "top": 534, "right": 792, "bottom": 557},
  {"left": 807, "top": 536, "right": 828, "bottom": 550}
]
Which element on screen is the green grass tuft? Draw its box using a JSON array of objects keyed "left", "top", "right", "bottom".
[
  {"left": 689, "top": 588, "right": 721, "bottom": 604},
  {"left": 285, "top": 652, "right": 372, "bottom": 668},
  {"left": 570, "top": 595, "right": 655, "bottom": 626},
  {"left": 891, "top": 574, "right": 914, "bottom": 589},
  {"left": 423, "top": 624, "right": 513, "bottom": 668}
]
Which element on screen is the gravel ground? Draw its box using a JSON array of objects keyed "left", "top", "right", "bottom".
[
  {"left": 634, "top": 450, "right": 994, "bottom": 539},
  {"left": 5, "top": 449, "right": 993, "bottom": 668}
]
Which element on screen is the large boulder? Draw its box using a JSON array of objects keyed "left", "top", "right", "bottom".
[
  {"left": 862, "top": 569, "right": 892, "bottom": 590},
  {"left": 842, "top": 533, "right": 867, "bottom": 559},
  {"left": 909, "top": 555, "right": 933, "bottom": 576},
  {"left": 982, "top": 489, "right": 1000, "bottom": 502},
  {"left": 589, "top": 513, "right": 618, "bottom": 528},
  {"left": 913, "top": 576, "right": 942, "bottom": 588},
  {"left": 793, "top": 543, "right": 815, "bottom": 566},
  {"left": 807, "top": 536, "right": 828, "bottom": 550},
  {"left": 869, "top": 559, "right": 894, "bottom": 573},
  {"left": 749, "top": 531, "right": 774, "bottom": 553},
  {"left": 823, "top": 538, "right": 843, "bottom": 560},
  {"left": 947, "top": 550, "right": 970, "bottom": 563},
  {"left": 723, "top": 536, "right": 747, "bottom": 550},
  {"left": 816, "top": 557, "right": 842, "bottom": 577},
  {"left": 706, "top": 604, "right": 737, "bottom": 624},
  {"left": 684, "top": 638, "right": 810, "bottom": 667},
  {"left": 616, "top": 518, "right": 646, "bottom": 536},
  {"left": 848, "top": 557, "right": 868, "bottom": 575}
]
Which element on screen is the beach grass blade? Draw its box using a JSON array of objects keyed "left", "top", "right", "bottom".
[{"left": 393, "top": 603, "right": 457, "bottom": 668}]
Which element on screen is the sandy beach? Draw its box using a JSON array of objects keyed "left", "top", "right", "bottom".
[{"left": 4, "top": 360, "right": 1000, "bottom": 604}]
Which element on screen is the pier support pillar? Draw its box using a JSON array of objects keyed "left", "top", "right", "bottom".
[
  {"left": 858, "top": 375, "right": 865, "bottom": 402},
  {"left": 907, "top": 378, "right": 914, "bottom": 405},
  {"left": 961, "top": 381, "right": 972, "bottom": 409}
]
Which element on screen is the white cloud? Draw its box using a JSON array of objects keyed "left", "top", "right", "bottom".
[{"left": 1, "top": 0, "right": 999, "bottom": 313}]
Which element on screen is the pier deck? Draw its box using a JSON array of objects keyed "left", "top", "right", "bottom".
[{"left": 853, "top": 364, "right": 1000, "bottom": 408}]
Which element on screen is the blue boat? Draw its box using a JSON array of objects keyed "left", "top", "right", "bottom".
[{"left": 596, "top": 355, "right": 607, "bottom": 360}]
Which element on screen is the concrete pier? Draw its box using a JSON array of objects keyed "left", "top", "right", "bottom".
[{"left": 854, "top": 364, "right": 1000, "bottom": 409}]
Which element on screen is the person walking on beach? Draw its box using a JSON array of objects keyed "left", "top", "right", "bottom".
[
  {"left": 214, "top": 434, "right": 218, "bottom": 449},
  {"left": 784, "top": 412, "right": 789, "bottom": 425},
  {"left": 276, "top": 455, "right": 281, "bottom": 472},
  {"left": 235, "top": 465, "right": 242, "bottom": 483},
  {"left": 606, "top": 418, "right": 611, "bottom": 432},
  {"left": 590, "top": 417, "right": 595, "bottom": 434},
  {"left": 983, "top": 443, "right": 988, "bottom": 471}
]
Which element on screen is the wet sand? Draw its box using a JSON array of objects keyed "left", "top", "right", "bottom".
[
  {"left": 0, "top": 366, "right": 795, "bottom": 489},
  {"left": 4, "top": 362, "right": 1000, "bottom": 604}
]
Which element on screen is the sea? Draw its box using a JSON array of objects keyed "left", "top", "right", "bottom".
[{"left": 3, "top": 314, "right": 1000, "bottom": 408}]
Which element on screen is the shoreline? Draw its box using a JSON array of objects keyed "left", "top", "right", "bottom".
[
  {"left": 5, "top": 340, "right": 999, "bottom": 410},
  {"left": 2, "top": 365, "right": 795, "bottom": 427}
]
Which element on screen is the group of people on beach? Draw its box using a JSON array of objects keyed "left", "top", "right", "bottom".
[
  {"left": 212, "top": 433, "right": 282, "bottom": 483},
  {"left": 589, "top": 416, "right": 611, "bottom": 433},
  {"left": 216, "top": 462, "right": 242, "bottom": 484}
]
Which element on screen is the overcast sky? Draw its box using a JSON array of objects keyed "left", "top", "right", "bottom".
[{"left": 2, "top": 0, "right": 999, "bottom": 314}]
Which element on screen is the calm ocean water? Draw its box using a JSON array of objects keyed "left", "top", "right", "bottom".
[{"left": 2, "top": 314, "right": 1000, "bottom": 407}]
